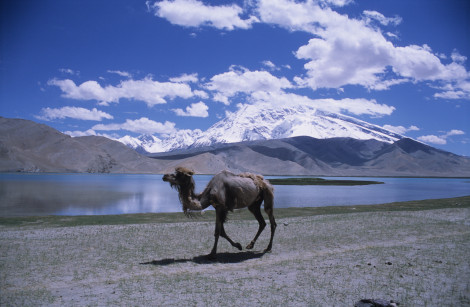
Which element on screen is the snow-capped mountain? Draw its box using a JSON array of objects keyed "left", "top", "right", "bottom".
[
  {"left": 118, "top": 129, "right": 202, "bottom": 153},
  {"left": 119, "top": 103, "right": 404, "bottom": 153},
  {"left": 118, "top": 134, "right": 163, "bottom": 154}
]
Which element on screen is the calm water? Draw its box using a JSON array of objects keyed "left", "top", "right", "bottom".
[{"left": 0, "top": 173, "right": 469, "bottom": 217}]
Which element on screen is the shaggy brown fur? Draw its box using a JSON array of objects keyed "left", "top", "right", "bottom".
[{"left": 163, "top": 168, "right": 276, "bottom": 259}]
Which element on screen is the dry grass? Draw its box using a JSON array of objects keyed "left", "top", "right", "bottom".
[{"left": 1, "top": 197, "right": 469, "bottom": 306}]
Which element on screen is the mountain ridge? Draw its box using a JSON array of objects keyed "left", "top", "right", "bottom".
[
  {"left": 119, "top": 103, "right": 404, "bottom": 153},
  {"left": 1, "top": 116, "right": 469, "bottom": 176},
  {"left": 150, "top": 135, "right": 470, "bottom": 176}
]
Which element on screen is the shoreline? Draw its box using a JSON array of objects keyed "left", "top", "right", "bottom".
[{"left": 1, "top": 195, "right": 469, "bottom": 228}]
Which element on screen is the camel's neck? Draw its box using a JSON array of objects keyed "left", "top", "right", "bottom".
[{"left": 177, "top": 179, "right": 209, "bottom": 212}]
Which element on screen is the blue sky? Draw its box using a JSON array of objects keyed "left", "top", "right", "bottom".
[{"left": 1, "top": 0, "right": 469, "bottom": 156}]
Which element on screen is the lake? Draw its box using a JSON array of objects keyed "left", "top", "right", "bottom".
[{"left": 0, "top": 173, "right": 469, "bottom": 217}]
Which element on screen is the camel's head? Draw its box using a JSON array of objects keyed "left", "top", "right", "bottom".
[
  {"left": 162, "top": 167, "right": 195, "bottom": 188},
  {"left": 163, "top": 167, "right": 200, "bottom": 215}
]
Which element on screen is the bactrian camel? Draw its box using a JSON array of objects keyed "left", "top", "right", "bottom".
[{"left": 163, "top": 167, "right": 276, "bottom": 259}]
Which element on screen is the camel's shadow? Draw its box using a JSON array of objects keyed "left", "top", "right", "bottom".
[{"left": 140, "top": 251, "right": 266, "bottom": 266}]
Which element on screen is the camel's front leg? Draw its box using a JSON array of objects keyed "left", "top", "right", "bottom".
[
  {"left": 209, "top": 207, "right": 242, "bottom": 259},
  {"left": 208, "top": 218, "right": 221, "bottom": 259},
  {"left": 208, "top": 207, "right": 225, "bottom": 259},
  {"left": 220, "top": 223, "right": 242, "bottom": 251}
]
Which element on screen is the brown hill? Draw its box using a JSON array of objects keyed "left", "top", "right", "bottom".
[{"left": 0, "top": 117, "right": 167, "bottom": 173}]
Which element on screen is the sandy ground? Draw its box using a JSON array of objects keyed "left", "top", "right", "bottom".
[{"left": 1, "top": 206, "right": 469, "bottom": 306}]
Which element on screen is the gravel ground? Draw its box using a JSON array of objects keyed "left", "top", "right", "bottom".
[{"left": 1, "top": 206, "right": 469, "bottom": 306}]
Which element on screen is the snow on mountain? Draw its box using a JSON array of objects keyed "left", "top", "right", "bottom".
[
  {"left": 118, "top": 103, "right": 404, "bottom": 153},
  {"left": 118, "top": 134, "right": 163, "bottom": 154},
  {"left": 118, "top": 129, "right": 202, "bottom": 153}
]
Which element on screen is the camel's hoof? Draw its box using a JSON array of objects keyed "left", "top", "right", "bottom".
[
  {"left": 234, "top": 243, "right": 243, "bottom": 251},
  {"left": 263, "top": 247, "right": 272, "bottom": 253},
  {"left": 246, "top": 243, "right": 254, "bottom": 250}
]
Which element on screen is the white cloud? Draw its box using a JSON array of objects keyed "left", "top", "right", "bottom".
[
  {"left": 257, "top": 0, "right": 329, "bottom": 33},
  {"left": 250, "top": 91, "right": 395, "bottom": 117},
  {"left": 445, "top": 129, "right": 465, "bottom": 137},
  {"left": 193, "top": 89, "right": 209, "bottom": 99},
  {"left": 363, "top": 10, "right": 402, "bottom": 26},
  {"left": 451, "top": 50, "right": 467, "bottom": 64},
  {"left": 148, "top": 0, "right": 259, "bottom": 30},
  {"left": 172, "top": 101, "right": 209, "bottom": 117},
  {"left": 382, "top": 124, "right": 419, "bottom": 135},
  {"left": 212, "top": 92, "right": 230, "bottom": 105},
  {"left": 206, "top": 68, "right": 293, "bottom": 104},
  {"left": 59, "top": 68, "right": 79, "bottom": 75},
  {"left": 64, "top": 129, "right": 97, "bottom": 137},
  {"left": 417, "top": 135, "right": 447, "bottom": 145},
  {"left": 36, "top": 106, "right": 113, "bottom": 121},
  {"left": 169, "top": 73, "right": 199, "bottom": 83},
  {"left": 257, "top": 0, "right": 470, "bottom": 96},
  {"left": 418, "top": 129, "right": 465, "bottom": 145},
  {"left": 385, "top": 32, "right": 398, "bottom": 39},
  {"left": 145, "top": 0, "right": 470, "bottom": 99},
  {"left": 48, "top": 77, "right": 194, "bottom": 107},
  {"left": 261, "top": 60, "right": 279, "bottom": 71},
  {"left": 107, "top": 70, "right": 132, "bottom": 78},
  {"left": 433, "top": 76, "right": 470, "bottom": 100},
  {"left": 321, "top": 0, "right": 353, "bottom": 6},
  {"left": 92, "top": 117, "right": 177, "bottom": 135}
]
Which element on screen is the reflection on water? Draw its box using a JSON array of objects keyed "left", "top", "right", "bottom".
[
  {"left": 0, "top": 173, "right": 469, "bottom": 217},
  {"left": 0, "top": 180, "right": 131, "bottom": 216}
]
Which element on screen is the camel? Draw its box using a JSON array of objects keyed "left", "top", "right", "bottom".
[{"left": 163, "top": 167, "right": 276, "bottom": 259}]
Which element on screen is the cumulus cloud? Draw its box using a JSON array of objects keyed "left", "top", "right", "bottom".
[
  {"left": 172, "top": 101, "right": 209, "bottom": 117},
  {"left": 418, "top": 129, "right": 465, "bottom": 145},
  {"left": 145, "top": 0, "right": 470, "bottom": 99},
  {"left": 107, "top": 70, "right": 132, "bottom": 78},
  {"left": 434, "top": 79, "right": 470, "bottom": 100},
  {"left": 169, "top": 73, "right": 199, "bottom": 83},
  {"left": 36, "top": 106, "right": 113, "bottom": 121},
  {"left": 48, "top": 77, "right": 194, "bottom": 107},
  {"left": 146, "top": 0, "right": 470, "bottom": 99},
  {"left": 59, "top": 68, "right": 79, "bottom": 75},
  {"left": 92, "top": 117, "right": 177, "bottom": 135},
  {"left": 322, "top": 0, "right": 353, "bottom": 6},
  {"left": 382, "top": 124, "right": 419, "bottom": 135},
  {"left": 206, "top": 68, "right": 293, "bottom": 104},
  {"left": 418, "top": 134, "right": 447, "bottom": 145},
  {"left": 261, "top": 60, "right": 280, "bottom": 71},
  {"left": 63, "top": 129, "right": 98, "bottom": 137},
  {"left": 147, "top": 0, "right": 258, "bottom": 30},
  {"left": 363, "top": 10, "right": 402, "bottom": 26},
  {"left": 193, "top": 89, "right": 209, "bottom": 99},
  {"left": 451, "top": 50, "right": 467, "bottom": 64},
  {"left": 257, "top": 0, "right": 470, "bottom": 96}
]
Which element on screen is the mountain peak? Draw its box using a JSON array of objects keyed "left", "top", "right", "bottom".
[{"left": 119, "top": 103, "right": 404, "bottom": 153}]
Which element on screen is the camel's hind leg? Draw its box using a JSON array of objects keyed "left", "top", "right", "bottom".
[{"left": 246, "top": 200, "right": 266, "bottom": 249}]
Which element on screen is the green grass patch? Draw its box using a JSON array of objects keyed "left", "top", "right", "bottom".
[
  {"left": 268, "top": 177, "right": 384, "bottom": 186},
  {"left": 0, "top": 196, "right": 468, "bottom": 228}
]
